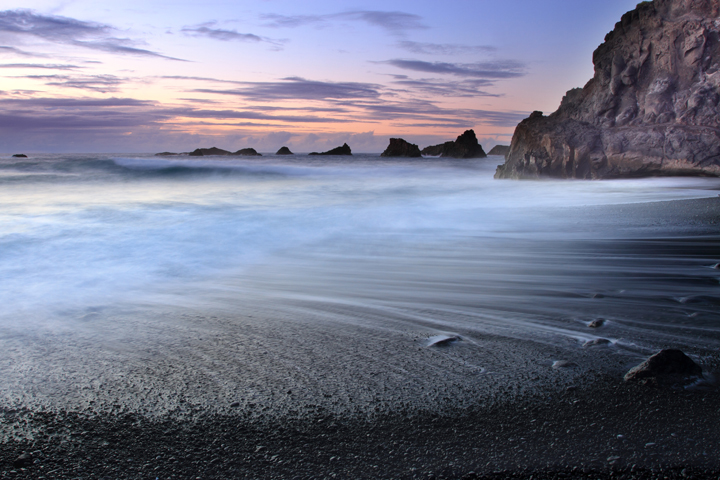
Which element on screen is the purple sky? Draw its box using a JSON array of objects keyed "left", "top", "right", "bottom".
[{"left": 0, "top": 0, "right": 640, "bottom": 153}]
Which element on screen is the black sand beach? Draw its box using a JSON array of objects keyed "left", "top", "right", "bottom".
[{"left": 1, "top": 197, "right": 719, "bottom": 479}]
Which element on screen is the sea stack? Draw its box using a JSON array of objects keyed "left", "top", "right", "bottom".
[
  {"left": 487, "top": 145, "right": 510, "bottom": 156},
  {"left": 233, "top": 148, "right": 262, "bottom": 156},
  {"left": 276, "top": 146, "right": 293, "bottom": 155},
  {"left": 380, "top": 138, "right": 422, "bottom": 157},
  {"left": 421, "top": 130, "right": 487, "bottom": 158},
  {"left": 189, "top": 147, "right": 231, "bottom": 156},
  {"left": 309, "top": 143, "right": 352, "bottom": 156},
  {"left": 11, "top": 154, "right": 28, "bottom": 158},
  {"left": 496, "top": 0, "right": 720, "bottom": 179}
]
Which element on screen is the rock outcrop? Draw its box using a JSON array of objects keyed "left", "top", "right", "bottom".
[
  {"left": 12, "top": 154, "right": 28, "bottom": 158},
  {"left": 624, "top": 349, "right": 702, "bottom": 382},
  {"left": 421, "top": 130, "right": 487, "bottom": 158},
  {"left": 309, "top": 143, "right": 352, "bottom": 156},
  {"left": 487, "top": 145, "right": 510, "bottom": 156},
  {"left": 276, "top": 146, "right": 293, "bottom": 155},
  {"left": 154, "top": 152, "right": 178, "bottom": 156},
  {"left": 380, "top": 138, "right": 422, "bottom": 157},
  {"left": 496, "top": 0, "right": 720, "bottom": 179},
  {"left": 233, "top": 148, "right": 262, "bottom": 156},
  {"left": 189, "top": 147, "right": 231, "bottom": 157}
]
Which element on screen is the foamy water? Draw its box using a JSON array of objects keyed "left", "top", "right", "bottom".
[{"left": 0, "top": 153, "right": 718, "bottom": 414}]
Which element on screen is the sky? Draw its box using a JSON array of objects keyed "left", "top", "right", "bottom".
[{"left": 0, "top": 0, "right": 641, "bottom": 153}]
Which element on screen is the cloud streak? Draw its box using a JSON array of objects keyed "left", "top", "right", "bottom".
[
  {"left": 181, "top": 22, "right": 282, "bottom": 48},
  {"left": 397, "top": 41, "right": 497, "bottom": 56},
  {"left": 191, "top": 77, "right": 383, "bottom": 101},
  {"left": 0, "top": 9, "right": 184, "bottom": 60},
  {"left": 261, "top": 10, "right": 427, "bottom": 35},
  {"left": 382, "top": 59, "right": 526, "bottom": 79}
]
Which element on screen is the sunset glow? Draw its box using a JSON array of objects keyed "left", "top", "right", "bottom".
[{"left": 1, "top": 0, "right": 640, "bottom": 153}]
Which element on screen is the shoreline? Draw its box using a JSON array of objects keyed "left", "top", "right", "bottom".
[{"left": 1, "top": 195, "right": 719, "bottom": 478}]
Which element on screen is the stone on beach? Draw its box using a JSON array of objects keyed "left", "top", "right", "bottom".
[
  {"left": 583, "top": 338, "right": 612, "bottom": 347},
  {"left": 624, "top": 348, "right": 702, "bottom": 382},
  {"left": 588, "top": 318, "right": 606, "bottom": 328},
  {"left": 552, "top": 360, "right": 578, "bottom": 369},
  {"left": 380, "top": 138, "right": 422, "bottom": 157}
]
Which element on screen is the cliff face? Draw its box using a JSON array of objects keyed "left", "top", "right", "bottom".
[{"left": 496, "top": 0, "right": 720, "bottom": 179}]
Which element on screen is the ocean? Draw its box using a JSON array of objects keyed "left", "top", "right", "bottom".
[{"left": 1, "top": 153, "right": 719, "bottom": 415}]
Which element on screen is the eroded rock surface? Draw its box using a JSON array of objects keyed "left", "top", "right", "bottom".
[
  {"left": 496, "top": 0, "right": 720, "bottom": 179},
  {"left": 381, "top": 138, "right": 422, "bottom": 157}
]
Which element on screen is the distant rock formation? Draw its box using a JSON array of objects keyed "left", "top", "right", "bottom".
[
  {"left": 496, "top": 0, "right": 720, "bottom": 179},
  {"left": 233, "top": 148, "right": 262, "bottom": 156},
  {"left": 12, "top": 154, "right": 27, "bottom": 158},
  {"left": 420, "top": 144, "right": 446, "bottom": 156},
  {"left": 487, "top": 145, "right": 510, "bottom": 156},
  {"left": 309, "top": 143, "right": 352, "bottom": 156},
  {"left": 189, "top": 147, "right": 231, "bottom": 157},
  {"left": 276, "top": 146, "right": 294, "bottom": 155},
  {"left": 421, "top": 130, "right": 487, "bottom": 158},
  {"left": 155, "top": 152, "right": 178, "bottom": 156},
  {"left": 380, "top": 138, "right": 421, "bottom": 157}
]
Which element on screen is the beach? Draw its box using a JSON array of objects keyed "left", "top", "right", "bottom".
[{"left": 0, "top": 155, "right": 719, "bottom": 478}]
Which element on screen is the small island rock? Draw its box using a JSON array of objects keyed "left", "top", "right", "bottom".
[
  {"left": 487, "top": 145, "right": 510, "bottom": 156},
  {"left": 309, "top": 143, "right": 352, "bottom": 156},
  {"left": 421, "top": 130, "right": 487, "bottom": 158},
  {"left": 381, "top": 138, "right": 421, "bottom": 157},
  {"left": 624, "top": 349, "right": 702, "bottom": 382},
  {"left": 276, "top": 146, "right": 294, "bottom": 155},
  {"left": 189, "top": 147, "right": 231, "bottom": 157},
  {"left": 233, "top": 148, "right": 262, "bottom": 156},
  {"left": 155, "top": 152, "right": 178, "bottom": 156},
  {"left": 12, "top": 154, "right": 28, "bottom": 158}
]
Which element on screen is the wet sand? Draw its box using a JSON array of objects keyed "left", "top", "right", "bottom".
[{"left": 1, "top": 197, "right": 719, "bottom": 478}]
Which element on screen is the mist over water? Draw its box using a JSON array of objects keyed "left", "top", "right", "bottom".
[{"left": 1, "top": 153, "right": 719, "bottom": 414}]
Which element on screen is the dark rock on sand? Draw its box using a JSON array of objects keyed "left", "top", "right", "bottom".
[
  {"left": 189, "top": 147, "right": 231, "bottom": 157},
  {"left": 276, "top": 146, "right": 293, "bottom": 155},
  {"left": 552, "top": 360, "right": 578, "bottom": 369},
  {"left": 233, "top": 148, "right": 262, "bottom": 156},
  {"left": 588, "top": 318, "right": 606, "bottom": 328},
  {"left": 12, "top": 154, "right": 28, "bottom": 158},
  {"left": 380, "top": 138, "right": 422, "bottom": 157},
  {"left": 309, "top": 143, "right": 352, "bottom": 156},
  {"left": 624, "top": 349, "right": 703, "bottom": 382},
  {"left": 154, "top": 152, "right": 178, "bottom": 156},
  {"left": 496, "top": 0, "right": 720, "bottom": 179},
  {"left": 487, "top": 145, "right": 510, "bottom": 156},
  {"left": 421, "top": 130, "right": 487, "bottom": 158},
  {"left": 583, "top": 338, "right": 612, "bottom": 347},
  {"left": 13, "top": 453, "right": 33, "bottom": 468}
]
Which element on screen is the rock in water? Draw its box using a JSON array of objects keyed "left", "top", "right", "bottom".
[
  {"left": 308, "top": 143, "right": 352, "bottom": 156},
  {"left": 12, "top": 154, "right": 28, "bottom": 158},
  {"left": 496, "top": 0, "right": 720, "bottom": 179},
  {"left": 233, "top": 148, "right": 262, "bottom": 156},
  {"left": 154, "top": 152, "right": 178, "bottom": 156},
  {"left": 189, "top": 147, "right": 231, "bottom": 157},
  {"left": 380, "top": 138, "right": 422, "bottom": 157},
  {"left": 624, "top": 349, "right": 702, "bottom": 382},
  {"left": 487, "top": 145, "right": 510, "bottom": 156},
  {"left": 421, "top": 130, "right": 487, "bottom": 158},
  {"left": 276, "top": 146, "right": 293, "bottom": 155}
]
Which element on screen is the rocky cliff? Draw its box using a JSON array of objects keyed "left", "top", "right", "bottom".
[{"left": 496, "top": 0, "right": 720, "bottom": 179}]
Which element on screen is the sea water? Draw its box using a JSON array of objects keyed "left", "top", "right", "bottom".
[{"left": 1, "top": 153, "right": 719, "bottom": 413}]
